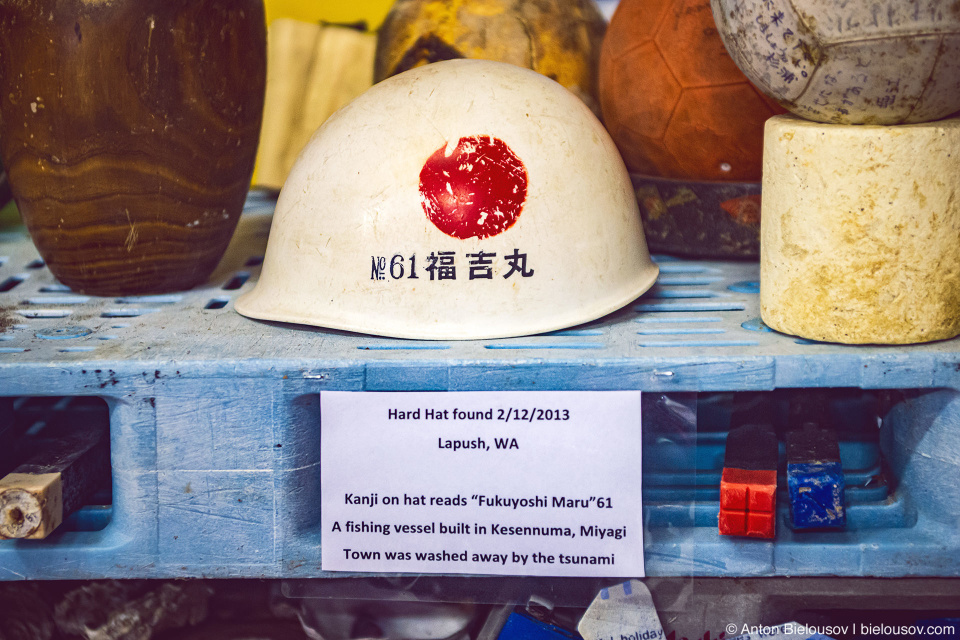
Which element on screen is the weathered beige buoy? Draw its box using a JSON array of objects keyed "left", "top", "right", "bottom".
[{"left": 760, "top": 114, "right": 960, "bottom": 344}]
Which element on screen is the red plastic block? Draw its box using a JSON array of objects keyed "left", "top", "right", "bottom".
[{"left": 719, "top": 468, "right": 776, "bottom": 538}]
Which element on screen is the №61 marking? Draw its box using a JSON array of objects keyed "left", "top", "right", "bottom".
[{"left": 370, "top": 250, "right": 534, "bottom": 281}]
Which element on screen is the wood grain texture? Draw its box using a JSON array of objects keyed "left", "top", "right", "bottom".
[
  {"left": 0, "top": 0, "right": 266, "bottom": 295},
  {"left": 0, "top": 472, "right": 62, "bottom": 539},
  {"left": 253, "top": 21, "right": 376, "bottom": 190},
  {"left": 0, "top": 418, "right": 109, "bottom": 539}
]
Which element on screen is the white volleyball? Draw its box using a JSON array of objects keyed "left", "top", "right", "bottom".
[{"left": 710, "top": 0, "right": 960, "bottom": 124}]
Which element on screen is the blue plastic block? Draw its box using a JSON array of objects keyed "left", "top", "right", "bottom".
[
  {"left": 787, "top": 461, "right": 846, "bottom": 528},
  {"left": 787, "top": 425, "right": 846, "bottom": 529},
  {"left": 498, "top": 612, "right": 581, "bottom": 640}
]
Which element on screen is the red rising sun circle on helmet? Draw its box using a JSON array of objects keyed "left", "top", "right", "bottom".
[{"left": 419, "top": 135, "right": 527, "bottom": 239}]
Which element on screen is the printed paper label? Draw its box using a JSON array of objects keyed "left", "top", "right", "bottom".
[{"left": 320, "top": 391, "right": 643, "bottom": 576}]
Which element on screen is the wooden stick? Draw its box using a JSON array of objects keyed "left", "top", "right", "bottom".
[
  {"left": 0, "top": 397, "right": 19, "bottom": 478},
  {"left": 0, "top": 421, "right": 109, "bottom": 539}
]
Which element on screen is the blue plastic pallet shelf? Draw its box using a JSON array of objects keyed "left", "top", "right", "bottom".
[{"left": 1, "top": 194, "right": 959, "bottom": 580}]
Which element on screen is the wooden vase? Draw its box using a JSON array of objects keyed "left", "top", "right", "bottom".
[{"left": 0, "top": 0, "right": 266, "bottom": 295}]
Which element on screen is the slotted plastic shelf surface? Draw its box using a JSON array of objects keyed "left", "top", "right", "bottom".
[
  {"left": 1, "top": 194, "right": 959, "bottom": 580},
  {"left": 2, "top": 194, "right": 958, "bottom": 378}
]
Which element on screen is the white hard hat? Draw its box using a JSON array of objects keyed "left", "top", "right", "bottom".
[{"left": 236, "top": 59, "right": 658, "bottom": 340}]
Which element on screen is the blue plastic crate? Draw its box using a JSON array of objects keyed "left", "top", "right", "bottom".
[{"left": 1, "top": 194, "right": 959, "bottom": 580}]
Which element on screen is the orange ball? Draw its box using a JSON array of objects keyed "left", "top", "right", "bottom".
[{"left": 599, "top": 0, "right": 784, "bottom": 181}]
